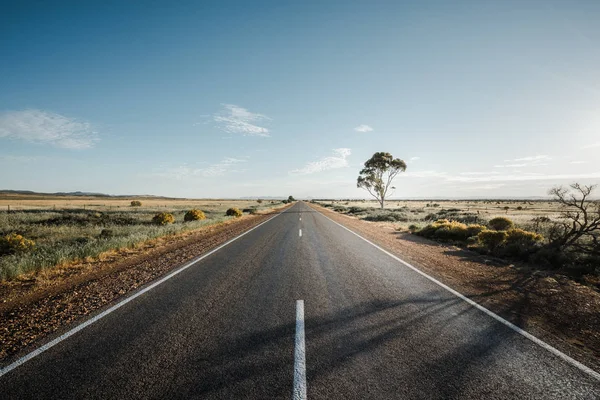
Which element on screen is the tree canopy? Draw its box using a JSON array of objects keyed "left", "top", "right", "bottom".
[{"left": 357, "top": 152, "right": 407, "bottom": 208}]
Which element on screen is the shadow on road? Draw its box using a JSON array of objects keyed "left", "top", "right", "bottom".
[{"left": 149, "top": 294, "right": 524, "bottom": 399}]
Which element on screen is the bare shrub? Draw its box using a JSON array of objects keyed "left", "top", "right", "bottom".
[{"left": 548, "top": 183, "right": 599, "bottom": 259}]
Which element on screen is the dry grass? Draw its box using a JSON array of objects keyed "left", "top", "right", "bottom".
[
  {"left": 315, "top": 199, "right": 564, "bottom": 227},
  {"left": 0, "top": 195, "right": 284, "bottom": 280}
]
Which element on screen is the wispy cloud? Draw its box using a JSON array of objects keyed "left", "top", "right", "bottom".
[
  {"left": 570, "top": 161, "right": 586, "bottom": 164},
  {"left": 0, "top": 109, "right": 98, "bottom": 149},
  {"left": 459, "top": 171, "right": 500, "bottom": 176},
  {"left": 509, "top": 155, "right": 551, "bottom": 162},
  {"left": 447, "top": 171, "right": 600, "bottom": 183},
  {"left": 157, "top": 157, "right": 246, "bottom": 180},
  {"left": 494, "top": 155, "right": 551, "bottom": 168},
  {"left": 582, "top": 142, "right": 600, "bottom": 149},
  {"left": 213, "top": 104, "right": 270, "bottom": 137},
  {"left": 409, "top": 156, "right": 420, "bottom": 162},
  {"left": 403, "top": 168, "right": 600, "bottom": 184},
  {"left": 354, "top": 124, "right": 373, "bottom": 133},
  {"left": 468, "top": 183, "right": 506, "bottom": 190},
  {"left": 290, "top": 148, "right": 351, "bottom": 175}
]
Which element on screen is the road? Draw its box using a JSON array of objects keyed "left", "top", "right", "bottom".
[{"left": 1, "top": 202, "right": 599, "bottom": 399}]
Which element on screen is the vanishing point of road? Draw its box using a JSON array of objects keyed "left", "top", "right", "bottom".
[{"left": 1, "top": 202, "right": 599, "bottom": 399}]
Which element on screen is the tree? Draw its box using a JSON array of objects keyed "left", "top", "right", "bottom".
[
  {"left": 548, "top": 183, "right": 600, "bottom": 257},
  {"left": 357, "top": 152, "right": 406, "bottom": 209},
  {"left": 288, "top": 195, "right": 296, "bottom": 202}
]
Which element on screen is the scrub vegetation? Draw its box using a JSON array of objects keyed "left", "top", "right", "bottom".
[
  {"left": 314, "top": 183, "right": 600, "bottom": 278},
  {"left": 0, "top": 196, "right": 284, "bottom": 280}
]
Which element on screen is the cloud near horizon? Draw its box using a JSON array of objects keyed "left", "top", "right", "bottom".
[
  {"left": 494, "top": 154, "right": 551, "bottom": 168},
  {"left": 213, "top": 104, "right": 270, "bottom": 137},
  {"left": 354, "top": 124, "right": 373, "bottom": 133},
  {"left": 0, "top": 109, "right": 98, "bottom": 149},
  {"left": 290, "top": 148, "right": 351, "bottom": 175},
  {"left": 582, "top": 142, "right": 600, "bottom": 149}
]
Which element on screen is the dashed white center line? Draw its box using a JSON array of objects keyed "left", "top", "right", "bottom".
[
  {"left": 299, "top": 229, "right": 302, "bottom": 237},
  {"left": 299, "top": 217, "right": 302, "bottom": 221},
  {"left": 293, "top": 300, "right": 307, "bottom": 400}
]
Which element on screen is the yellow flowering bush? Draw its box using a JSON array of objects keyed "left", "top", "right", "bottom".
[
  {"left": 226, "top": 208, "right": 243, "bottom": 218},
  {"left": 184, "top": 209, "right": 206, "bottom": 222},
  {"left": 0, "top": 233, "right": 35, "bottom": 255},
  {"left": 152, "top": 212, "right": 175, "bottom": 225}
]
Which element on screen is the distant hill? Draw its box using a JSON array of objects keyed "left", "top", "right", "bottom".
[
  {"left": 0, "top": 190, "right": 108, "bottom": 197},
  {"left": 0, "top": 190, "right": 164, "bottom": 199}
]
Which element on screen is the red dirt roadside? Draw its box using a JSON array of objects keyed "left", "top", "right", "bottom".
[
  {"left": 309, "top": 203, "right": 600, "bottom": 372},
  {"left": 0, "top": 207, "right": 289, "bottom": 363}
]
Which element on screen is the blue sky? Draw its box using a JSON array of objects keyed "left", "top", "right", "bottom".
[{"left": 1, "top": 0, "right": 599, "bottom": 198}]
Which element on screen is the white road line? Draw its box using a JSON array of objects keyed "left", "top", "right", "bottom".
[
  {"left": 316, "top": 210, "right": 600, "bottom": 382},
  {"left": 299, "top": 229, "right": 302, "bottom": 237},
  {"left": 293, "top": 300, "right": 307, "bottom": 400},
  {"left": 0, "top": 211, "right": 284, "bottom": 378},
  {"left": 299, "top": 217, "right": 302, "bottom": 221}
]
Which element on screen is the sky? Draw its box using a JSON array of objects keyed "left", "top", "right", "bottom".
[{"left": 1, "top": 0, "right": 599, "bottom": 199}]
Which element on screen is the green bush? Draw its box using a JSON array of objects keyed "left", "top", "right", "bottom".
[
  {"left": 433, "top": 221, "right": 469, "bottom": 241},
  {"left": 226, "top": 208, "right": 243, "bottom": 218},
  {"left": 408, "top": 224, "right": 419, "bottom": 233},
  {"left": 495, "top": 228, "right": 544, "bottom": 258},
  {"left": 416, "top": 220, "right": 485, "bottom": 242},
  {"left": 0, "top": 233, "right": 35, "bottom": 255},
  {"left": 363, "top": 211, "right": 408, "bottom": 222},
  {"left": 423, "top": 213, "right": 437, "bottom": 221},
  {"left": 488, "top": 217, "right": 514, "bottom": 231},
  {"left": 130, "top": 200, "right": 142, "bottom": 207},
  {"left": 466, "top": 236, "right": 479, "bottom": 245},
  {"left": 184, "top": 209, "right": 206, "bottom": 222},
  {"left": 466, "top": 224, "right": 486, "bottom": 237},
  {"left": 347, "top": 206, "right": 367, "bottom": 215},
  {"left": 152, "top": 212, "right": 175, "bottom": 225},
  {"left": 529, "top": 248, "right": 566, "bottom": 269},
  {"left": 506, "top": 228, "right": 543, "bottom": 245},
  {"left": 478, "top": 230, "right": 508, "bottom": 250}
]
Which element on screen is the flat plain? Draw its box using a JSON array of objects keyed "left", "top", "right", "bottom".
[
  {"left": 315, "top": 198, "right": 565, "bottom": 228},
  {"left": 0, "top": 194, "right": 283, "bottom": 280}
]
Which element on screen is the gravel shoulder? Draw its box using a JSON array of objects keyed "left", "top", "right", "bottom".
[
  {"left": 0, "top": 206, "right": 289, "bottom": 363},
  {"left": 310, "top": 203, "right": 600, "bottom": 372}
]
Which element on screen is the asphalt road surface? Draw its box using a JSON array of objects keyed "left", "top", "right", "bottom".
[{"left": 2, "top": 202, "right": 599, "bottom": 399}]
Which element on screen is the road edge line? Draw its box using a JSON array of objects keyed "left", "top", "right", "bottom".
[
  {"left": 293, "top": 299, "right": 307, "bottom": 400},
  {"left": 316, "top": 208, "right": 600, "bottom": 382},
  {"left": 0, "top": 210, "right": 285, "bottom": 378}
]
